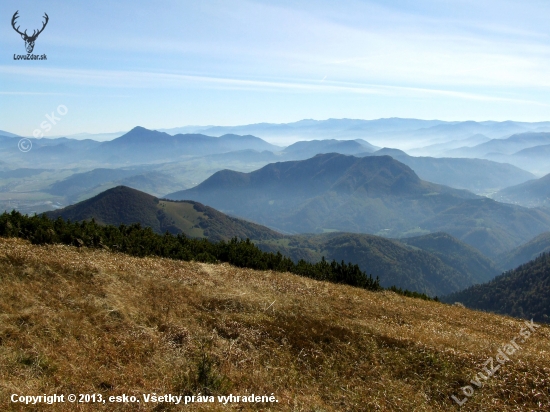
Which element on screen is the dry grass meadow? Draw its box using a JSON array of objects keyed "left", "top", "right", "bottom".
[{"left": 0, "top": 237, "right": 549, "bottom": 411}]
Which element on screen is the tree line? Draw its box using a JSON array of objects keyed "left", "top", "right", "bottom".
[{"left": 0, "top": 210, "right": 437, "bottom": 300}]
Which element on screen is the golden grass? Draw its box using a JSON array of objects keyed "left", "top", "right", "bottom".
[{"left": 0, "top": 237, "right": 548, "bottom": 411}]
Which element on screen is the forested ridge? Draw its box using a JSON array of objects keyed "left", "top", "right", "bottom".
[
  {"left": 0, "top": 211, "right": 437, "bottom": 301},
  {"left": 258, "top": 232, "right": 499, "bottom": 296},
  {"left": 443, "top": 252, "right": 550, "bottom": 322}
]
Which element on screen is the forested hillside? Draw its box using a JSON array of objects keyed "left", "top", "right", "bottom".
[
  {"left": 399, "top": 232, "right": 500, "bottom": 283},
  {"left": 443, "top": 253, "right": 550, "bottom": 322},
  {"left": 258, "top": 232, "right": 499, "bottom": 296}
]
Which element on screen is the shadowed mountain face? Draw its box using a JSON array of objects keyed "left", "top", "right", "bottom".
[
  {"left": 492, "top": 173, "right": 550, "bottom": 208},
  {"left": 197, "top": 152, "right": 431, "bottom": 196},
  {"left": 166, "top": 153, "right": 550, "bottom": 257},
  {"left": 417, "top": 197, "right": 550, "bottom": 258},
  {"left": 46, "top": 186, "right": 282, "bottom": 242}
]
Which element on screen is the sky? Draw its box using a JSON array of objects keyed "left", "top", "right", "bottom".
[{"left": 1, "top": 0, "right": 550, "bottom": 137}]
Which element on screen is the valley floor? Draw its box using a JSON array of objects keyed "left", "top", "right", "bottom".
[{"left": 0, "top": 237, "right": 548, "bottom": 411}]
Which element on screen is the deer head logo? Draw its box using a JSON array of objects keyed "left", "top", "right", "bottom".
[{"left": 11, "top": 11, "right": 49, "bottom": 54}]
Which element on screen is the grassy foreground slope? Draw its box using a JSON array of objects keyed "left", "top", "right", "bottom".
[{"left": 1, "top": 238, "right": 549, "bottom": 411}]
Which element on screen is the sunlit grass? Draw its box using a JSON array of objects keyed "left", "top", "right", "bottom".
[{"left": 0, "top": 237, "right": 548, "bottom": 411}]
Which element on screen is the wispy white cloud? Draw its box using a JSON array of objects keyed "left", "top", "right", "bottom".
[{"left": 1, "top": 66, "right": 545, "bottom": 106}]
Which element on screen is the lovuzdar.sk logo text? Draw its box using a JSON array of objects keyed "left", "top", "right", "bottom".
[{"left": 11, "top": 10, "right": 49, "bottom": 60}]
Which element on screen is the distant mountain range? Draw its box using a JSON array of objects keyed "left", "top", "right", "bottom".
[
  {"left": 5, "top": 118, "right": 550, "bottom": 153},
  {"left": 1, "top": 124, "right": 543, "bottom": 183},
  {"left": 159, "top": 118, "right": 445, "bottom": 145},
  {"left": 46, "top": 167, "right": 184, "bottom": 203},
  {"left": 365, "top": 148, "right": 534, "bottom": 193},
  {"left": 0, "top": 126, "right": 381, "bottom": 169},
  {"left": 443, "top": 252, "right": 550, "bottom": 323},
  {"left": 62, "top": 131, "right": 126, "bottom": 141},
  {"left": 95, "top": 126, "right": 282, "bottom": 161},
  {"left": 408, "top": 133, "right": 491, "bottom": 156},
  {"left": 46, "top": 186, "right": 282, "bottom": 242},
  {"left": 439, "top": 132, "right": 550, "bottom": 174},
  {"left": 158, "top": 118, "right": 550, "bottom": 148},
  {"left": 1, "top": 123, "right": 548, "bottom": 224},
  {"left": 514, "top": 143, "right": 550, "bottom": 158},
  {"left": 0, "top": 127, "right": 283, "bottom": 168},
  {"left": 166, "top": 153, "right": 550, "bottom": 258},
  {"left": 445, "top": 132, "right": 550, "bottom": 158}
]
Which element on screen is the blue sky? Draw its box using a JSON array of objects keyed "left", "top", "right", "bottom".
[{"left": 2, "top": 0, "right": 550, "bottom": 136}]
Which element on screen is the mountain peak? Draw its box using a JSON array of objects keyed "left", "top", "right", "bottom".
[
  {"left": 47, "top": 185, "right": 160, "bottom": 230},
  {"left": 46, "top": 186, "right": 282, "bottom": 241},
  {"left": 111, "top": 127, "right": 169, "bottom": 144}
]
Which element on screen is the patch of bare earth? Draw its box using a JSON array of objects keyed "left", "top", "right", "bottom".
[{"left": 0, "top": 237, "right": 548, "bottom": 411}]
